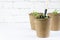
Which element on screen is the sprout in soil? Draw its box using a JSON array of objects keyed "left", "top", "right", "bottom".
[
  {"left": 32, "top": 12, "right": 39, "bottom": 16},
  {"left": 52, "top": 9, "right": 58, "bottom": 15},
  {"left": 35, "top": 9, "right": 49, "bottom": 19},
  {"left": 32, "top": 11, "right": 43, "bottom": 18},
  {"left": 31, "top": 9, "right": 49, "bottom": 19}
]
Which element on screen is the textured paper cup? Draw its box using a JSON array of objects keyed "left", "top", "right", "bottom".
[
  {"left": 29, "top": 13, "right": 43, "bottom": 30},
  {"left": 35, "top": 18, "right": 50, "bottom": 38},
  {"left": 48, "top": 13, "right": 60, "bottom": 31},
  {"left": 58, "top": 13, "right": 60, "bottom": 30}
]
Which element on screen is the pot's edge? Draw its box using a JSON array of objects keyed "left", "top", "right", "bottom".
[{"left": 29, "top": 13, "right": 43, "bottom": 15}]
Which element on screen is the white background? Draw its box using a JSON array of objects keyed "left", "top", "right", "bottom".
[{"left": 0, "top": 0, "right": 60, "bottom": 40}]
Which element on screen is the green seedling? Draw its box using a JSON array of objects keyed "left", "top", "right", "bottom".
[
  {"left": 52, "top": 9, "right": 58, "bottom": 15},
  {"left": 36, "top": 15, "right": 44, "bottom": 19},
  {"left": 36, "top": 15, "right": 49, "bottom": 19},
  {"left": 32, "top": 11, "right": 43, "bottom": 18},
  {"left": 32, "top": 12, "right": 39, "bottom": 16},
  {"left": 31, "top": 9, "right": 49, "bottom": 19}
]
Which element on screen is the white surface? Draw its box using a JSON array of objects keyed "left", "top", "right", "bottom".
[
  {"left": 0, "top": 23, "right": 60, "bottom": 40},
  {"left": 0, "top": 22, "right": 60, "bottom": 40}
]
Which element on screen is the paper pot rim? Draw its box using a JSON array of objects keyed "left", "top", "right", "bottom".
[
  {"left": 29, "top": 13, "right": 43, "bottom": 15},
  {"left": 35, "top": 18, "right": 50, "bottom": 21}
]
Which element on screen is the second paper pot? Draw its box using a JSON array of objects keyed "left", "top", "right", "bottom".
[
  {"left": 29, "top": 13, "right": 43, "bottom": 30},
  {"left": 48, "top": 13, "right": 60, "bottom": 31},
  {"left": 35, "top": 18, "right": 50, "bottom": 38}
]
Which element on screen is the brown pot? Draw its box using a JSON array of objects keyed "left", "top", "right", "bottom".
[
  {"left": 48, "top": 13, "right": 60, "bottom": 31},
  {"left": 35, "top": 18, "right": 50, "bottom": 38},
  {"left": 29, "top": 13, "right": 43, "bottom": 30},
  {"left": 57, "top": 13, "right": 60, "bottom": 30}
]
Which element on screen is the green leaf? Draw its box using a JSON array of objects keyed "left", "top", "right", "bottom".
[
  {"left": 32, "top": 12, "right": 38, "bottom": 16},
  {"left": 52, "top": 9, "right": 58, "bottom": 15}
]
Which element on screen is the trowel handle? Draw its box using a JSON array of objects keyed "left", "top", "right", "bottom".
[{"left": 44, "top": 9, "right": 47, "bottom": 17}]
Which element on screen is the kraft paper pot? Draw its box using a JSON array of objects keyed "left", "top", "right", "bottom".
[
  {"left": 58, "top": 13, "right": 60, "bottom": 30},
  {"left": 29, "top": 13, "right": 43, "bottom": 30},
  {"left": 35, "top": 18, "right": 50, "bottom": 38},
  {"left": 48, "top": 13, "right": 60, "bottom": 31}
]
